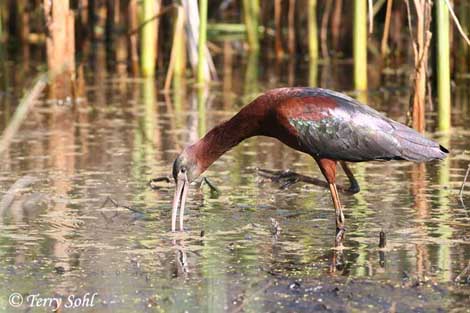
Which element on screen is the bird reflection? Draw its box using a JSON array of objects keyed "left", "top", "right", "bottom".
[{"left": 172, "top": 239, "right": 189, "bottom": 278}]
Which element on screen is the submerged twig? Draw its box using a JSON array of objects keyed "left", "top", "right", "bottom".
[
  {"left": 101, "top": 196, "right": 144, "bottom": 214},
  {"left": 379, "top": 231, "right": 386, "bottom": 248},
  {"left": 257, "top": 168, "right": 355, "bottom": 194},
  {"left": 455, "top": 261, "right": 470, "bottom": 283},
  {"left": 149, "top": 176, "right": 172, "bottom": 190},
  {"left": 0, "top": 74, "right": 48, "bottom": 156},
  {"left": 459, "top": 164, "right": 470, "bottom": 200},
  {"left": 200, "top": 177, "right": 220, "bottom": 197},
  {"left": 0, "top": 176, "right": 39, "bottom": 216}
]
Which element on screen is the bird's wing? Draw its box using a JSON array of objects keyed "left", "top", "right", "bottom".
[
  {"left": 287, "top": 90, "right": 446, "bottom": 162},
  {"left": 289, "top": 109, "right": 401, "bottom": 161}
]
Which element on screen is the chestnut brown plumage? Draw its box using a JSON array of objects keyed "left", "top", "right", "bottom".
[{"left": 171, "top": 87, "right": 448, "bottom": 245}]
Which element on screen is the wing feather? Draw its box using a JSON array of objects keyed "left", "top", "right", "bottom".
[{"left": 287, "top": 88, "right": 447, "bottom": 162}]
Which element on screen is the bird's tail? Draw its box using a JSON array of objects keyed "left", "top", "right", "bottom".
[{"left": 393, "top": 124, "right": 449, "bottom": 162}]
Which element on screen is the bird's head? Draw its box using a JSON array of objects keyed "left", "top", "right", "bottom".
[
  {"left": 172, "top": 148, "right": 200, "bottom": 184},
  {"left": 171, "top": 147, "right": 201, "bottom": 232}
]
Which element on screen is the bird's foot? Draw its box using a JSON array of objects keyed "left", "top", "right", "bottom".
[
  {"left": 346, "top": 182, "right": 360, "bottom": 194},
  {"left": 329, "top": 249, "right": 345, "bottom": 273},
  {"left": 335, "top": 226, "right": 346, "bottom": 247}
]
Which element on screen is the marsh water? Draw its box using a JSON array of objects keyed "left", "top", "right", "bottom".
[{"left": 1, "top": 50, "right": 470, "bottom": 312}]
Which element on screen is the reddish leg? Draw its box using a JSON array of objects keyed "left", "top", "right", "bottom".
[{"left": 317, "top": 158, "right": 346, "bottom": 247}]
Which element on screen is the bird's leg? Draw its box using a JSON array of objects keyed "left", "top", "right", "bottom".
[
  {"left": 340, "top": 161, "right": 360, "bottom": 194},
  {"left": 329, "top": 183, "right": 345, "bottom": 247},
  {"left": 317, "top": 158, "right": 346, "bottom": 247}
]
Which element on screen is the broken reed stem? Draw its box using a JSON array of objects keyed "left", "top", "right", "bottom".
[
  {"left": 459, "top": 164, "right": 470, "bottom": 199},
  {"left": 444, "top": 0, "right": 470, "bottom": 46},
  {"left": 0, "top": 74, "right": 48, "bottom": 156},
  {"left": 373, "top": 0, "right": 387, "bottom": 16},
  {"left": 405, "top": 0, "right": 432, "bottom": 133},
  {"left": 127, "top": 4, "right": 177, "bottom": 37}
]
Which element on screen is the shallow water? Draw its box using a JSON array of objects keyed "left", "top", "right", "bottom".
[{"left": 1, "top": 55, "right": 470, "bottom": 312}]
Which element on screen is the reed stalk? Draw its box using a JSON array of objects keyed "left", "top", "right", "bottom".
[
  {"left": 331, "top": 0, "right": 343, "bottom": 51},
  {"left": 128, "top": 0, "right": 139, "bottom": 75},
  {"left": 405, "top": 0, "right": 432, "bottom": 133},
  {"left": 43, "top": 0, "right": 75, "bottom": 99},
  {"left": 197, "top": 0, "right": 208, "bottom": 85},
  {"left": 436, "top": 0, "right": 451, "bottom": 131},
  {"left": 381, "top": 0, "right": 393, "bottom": 56},
  {"left": 173, "top": 6, "right": 186, "bottom": 84},
  {"left": 274, "top": 0, "right": 284, "bottom": 58},
  {"left": 0, "top": 5, "right": 3, "bottom": 42},
  {"left": 197, "top": 88, "right": 207, "bottom": 137},
  {"left": 242, "top": 0, "right": 260, "bottom": 52},
  {"left": 307, "top": 0, "right": 318, "bottom": 62},
  {"left": 353, "top": 0, "right": 368, "bottom": 91},
  {"left": 288, "top": 0, "right": 296, "bottom": 54},
  {"left": 321, "top": 0, "right": 332, "bottom": 58},
  {"left": 244, "top": 51, "right": 259, "bottom": 97},
  {"left": 457, "top": 2, "right": 469, "bottom": 73},
  {"left": 164, "top": 5, "right": 185, "bottom": 91},
  {"left": 141, "top": 0, "right": 160, "bottom": 77}
]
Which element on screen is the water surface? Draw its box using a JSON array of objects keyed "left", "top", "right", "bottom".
[{"left": 1, "top": 55, "right": 470, "bottom": 312}]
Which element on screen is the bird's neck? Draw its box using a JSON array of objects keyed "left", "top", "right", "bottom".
[{"left": 190, "top": 106, "right": 265, "bottom": 175}]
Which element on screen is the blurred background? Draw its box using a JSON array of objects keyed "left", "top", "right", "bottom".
[
  {"left": 1, "top": 1, "right": 470, "bottom": 312},
  {"left": 0, "top": 0, "right": 468, "bottom": 128}
]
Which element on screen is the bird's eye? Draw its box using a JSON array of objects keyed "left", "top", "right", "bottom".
[{"left": 180, "top": 167, "right": 186, "bottom": 173}]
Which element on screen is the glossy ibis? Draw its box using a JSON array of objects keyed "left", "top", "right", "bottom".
[{"left": 171, "top": 87, "right": 448, "bottom": 246}]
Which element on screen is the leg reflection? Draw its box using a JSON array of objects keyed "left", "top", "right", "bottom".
[{"left": 172, "top": 239, "right": 189, "bottom": 278}]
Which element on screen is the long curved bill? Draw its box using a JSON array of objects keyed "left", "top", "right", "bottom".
[{"left": 172, "top": 172, "right": 189, "bottom": 232}]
